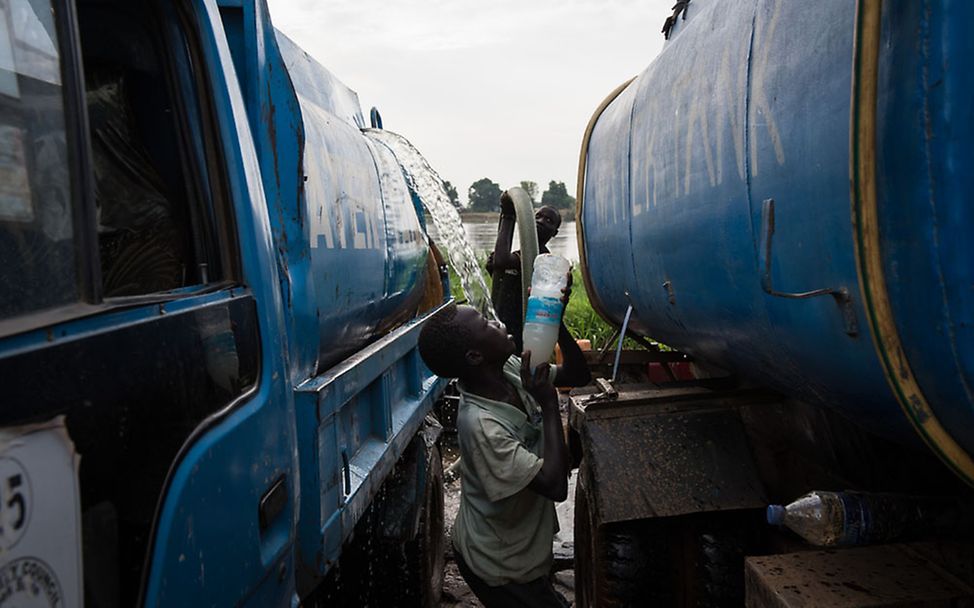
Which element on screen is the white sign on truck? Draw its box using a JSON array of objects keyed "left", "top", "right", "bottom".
[{"left": 0, "top": 417, "right": 82, "bottom": 608}]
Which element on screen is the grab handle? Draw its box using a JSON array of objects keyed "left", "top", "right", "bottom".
[{"left": 759, "top": 199, "right": 858, "bottom": 336}]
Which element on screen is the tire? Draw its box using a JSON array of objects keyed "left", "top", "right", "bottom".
[
  {"left": 372, "top": 444, "right": 445, "bottom": 608},
  {"left": 575, "top": 477, "right": 657, "bottom": 608},
  {"left": 306, "top": 444, "right": 446, "bottom": 607},
  {"left": 678, "top": 511, "right": 756, "bottom": 607},
  {"left": 574, "top": 464, "right": 757, "bottom": 607},
  {"left": 402, "top": 445, "right": 445, "bottom": 607}
]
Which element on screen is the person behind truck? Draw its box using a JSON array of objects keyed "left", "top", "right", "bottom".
[
  {"left": 486, "top": 192, "right": 563, "bottom": 353},
  {"left": 418, "top": 301, "right": 590, "bottom": 608}
]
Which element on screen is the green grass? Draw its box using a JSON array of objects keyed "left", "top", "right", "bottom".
[
  {"left": 562, "top": 266, "right": 617, "bottom": 349},
  {"left": 563, "top": 266, "right": 649, "bottom": 351},
  {"left": 447, "top": 260, "right": 470, "bottom": 303}
]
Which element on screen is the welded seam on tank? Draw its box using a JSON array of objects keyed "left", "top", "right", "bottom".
[
  {"left": 625, "top": 72, "right": 638, "bottom": 330},
  {"left": 743, "top": 9, "right": 756, "bottom": 218},
  {"left": 743, "top": 3, "right": 794, "bottom": 370},
  {"left": 361, "top": 134, "right": 396, "bottom": 305},
  {"left": 916, "top": 1, "right": 974, "bottom": 408},
  {"left": 850, "top": 0, "right": 974, "bottom": 485}
]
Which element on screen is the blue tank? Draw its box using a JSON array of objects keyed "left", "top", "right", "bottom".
[
  {"left": 577, "top": 0, "right": 974, "bottom": 485},
  {"left": 226, "top": 23, "right": 437, "bottom": 380}
]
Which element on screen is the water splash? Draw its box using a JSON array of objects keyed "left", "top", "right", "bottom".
[{"left": 364, "top": 128, "right": 495, "bottom": 318}]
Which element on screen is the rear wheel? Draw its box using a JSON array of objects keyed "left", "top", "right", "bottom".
[
  {"left": 306, "top": 444, "right": 445, "bottom": 607},
  {"left": 575, "top": 476, "right": 656, "bottom": 607},
  {"left": 372, "top": 444, "right": 445, "bottom": 608},
  {"left": 680, "top": 512, "right": 754, "bottom": 606},
  {"left": 574, "top": 464, "right": 758, "bottom": 607},
  {"left": 402, "top": 445, "right": 445, "bottom": 607}
]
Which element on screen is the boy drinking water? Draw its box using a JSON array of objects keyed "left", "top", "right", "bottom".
[{"left": 418, "top": 294, "right": 590, "bottom": 607}]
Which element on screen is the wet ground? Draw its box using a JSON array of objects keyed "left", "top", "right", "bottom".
[{"left": 438, "top": 407, "right": 577, "bottom": 607}]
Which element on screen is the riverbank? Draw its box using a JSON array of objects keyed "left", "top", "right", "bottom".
[
  {"left": 456, "top": 209, "right": 577, "bottom": 223},
  {"left": 455, "top": 212, "right": 498, "bottom": 223}
]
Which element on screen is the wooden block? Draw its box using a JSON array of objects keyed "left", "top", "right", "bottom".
[{"left": 745, "top": 543, "right": 974, "bottom": 607}]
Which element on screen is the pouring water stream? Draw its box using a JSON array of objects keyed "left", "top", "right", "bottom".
[{"left": 364, "top": 129, "right": 496, "bottom": 318}]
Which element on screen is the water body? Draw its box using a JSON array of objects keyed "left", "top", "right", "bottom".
[{"left": 459, "top": 218, "right": 579, "bottom": 264}]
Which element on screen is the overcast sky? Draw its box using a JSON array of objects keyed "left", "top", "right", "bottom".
[{"left": 266, "top": 0, "right": 671, "bottom": 206}]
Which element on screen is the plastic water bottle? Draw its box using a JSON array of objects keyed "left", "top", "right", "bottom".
[
  {"left": 522, "top": 254, "right": 571, "bottom": 365},
  {"left": 766, "top": 490, "right": 966, "bottom": 547}
]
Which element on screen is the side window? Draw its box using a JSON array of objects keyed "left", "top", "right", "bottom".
[
  {"left": 79, "top": 1, "right": 223, "bottom": 298},
  {"left": 0, "top": 0, "right": 77, "bottom": 319},
  {"left": 0, "top": 0, "right": 232, "bottom": 334}
]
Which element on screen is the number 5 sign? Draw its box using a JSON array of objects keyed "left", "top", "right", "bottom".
[{"left": 0, "top": 417, "right": 82, "bottom": 608}]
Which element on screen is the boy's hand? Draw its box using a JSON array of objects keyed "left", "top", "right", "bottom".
[
  {"left": 500, "top": 191, "right": 515, "bottom": 216},
  {"left": 520, "top": 351, "right": 557, "bottom": 409},
  {"left": 560, "top": 269, "right": 574, "bottom": 305}
]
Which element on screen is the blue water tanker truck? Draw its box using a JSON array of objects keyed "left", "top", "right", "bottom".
[
  {"left": 0, "top": 0, "right": 450, "bottom": 605},
  {"left": 570, "top": 0, "right": 974, "bottom": 605}
]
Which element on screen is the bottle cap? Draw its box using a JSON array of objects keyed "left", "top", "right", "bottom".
[{"left": 766, "top": 504, "right": 785, "bottom": 525}]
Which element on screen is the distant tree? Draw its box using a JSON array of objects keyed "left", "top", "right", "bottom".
[
  {"left": 468, "top": 178, "right": 503, "bottom": 212},
  {"left": 442, "top": 180, "right": 461, "bottom": 209},
  {"left": 519, "top": 180, "right": 539, "bottom": 206},
  {"left": 540, "top": 180, "right": 575, "bottom": 211}
]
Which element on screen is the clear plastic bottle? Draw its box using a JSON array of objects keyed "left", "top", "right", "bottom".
[
  {"left": 766, "top": 490, "right": 967, "bottom": 547},
  {"left": 522, "top": 254, "right": 571, "bottom": 364},
  {"left": 766, "top": 491, "right": 847, "bottom": 546}
]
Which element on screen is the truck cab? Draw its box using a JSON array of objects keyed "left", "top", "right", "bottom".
[{"left": 0, "top": 0, "right": 448, "bottom": 605}]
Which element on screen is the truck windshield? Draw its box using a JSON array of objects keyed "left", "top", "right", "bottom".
[{"left": 0, "top": 0, "right": 78, "bottom": 320}]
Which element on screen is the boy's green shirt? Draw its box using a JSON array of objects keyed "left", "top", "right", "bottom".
[{"left": 452, "top": 355, "right": 559, "bottom": 586}]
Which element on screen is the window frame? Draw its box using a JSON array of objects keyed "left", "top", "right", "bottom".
[
  {"left": 0, "top": 0, "right": 241, "bottom": 338},
  {"left": 170, "top": 0, "right": 240, "bottom": 285},
  {"left": 0, "top": 0, "right": 98, "bottom": 337}
]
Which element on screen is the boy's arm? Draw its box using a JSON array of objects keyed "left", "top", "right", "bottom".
[
  {"left": 491, "top": 192, "right": 519, "bottom": 271},
  {"left": 553, "top": 322, "right": 592, "bottom": 387},
  {"left": 553, "top": 271, "right": 593, "bottom": 387},
  {"left": 521, "top": 354, "right": 569, "bottom": 502}
]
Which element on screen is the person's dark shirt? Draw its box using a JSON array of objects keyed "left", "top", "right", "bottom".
[{"left": 488, "top": 244, "right": 549, "bottom": 353}]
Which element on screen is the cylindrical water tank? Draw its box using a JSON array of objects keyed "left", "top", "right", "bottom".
[
  {"left": 270, "top": 33, "right": 437, "bottom": 373},
  {"left": 577, "top": 0, "right": 974, "bottom": 484},
  {"left": 300, "top": 104, "right": 430, "bottom": 366}
]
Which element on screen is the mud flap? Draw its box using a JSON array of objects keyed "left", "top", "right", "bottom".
[{"left": 573, "top": 387, "right": 772, "bottom": 524}]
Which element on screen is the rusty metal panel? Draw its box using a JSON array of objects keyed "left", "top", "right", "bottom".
[
  {"left": 745, "top": 543, "right": 974, "bottom": 607},
  {"left": 574, "top": 386, "right": 771, "bottom": 524}
]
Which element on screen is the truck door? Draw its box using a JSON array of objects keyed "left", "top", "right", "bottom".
[{"left": 0, "top": 0, "right": 295, "bottom": 606}]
